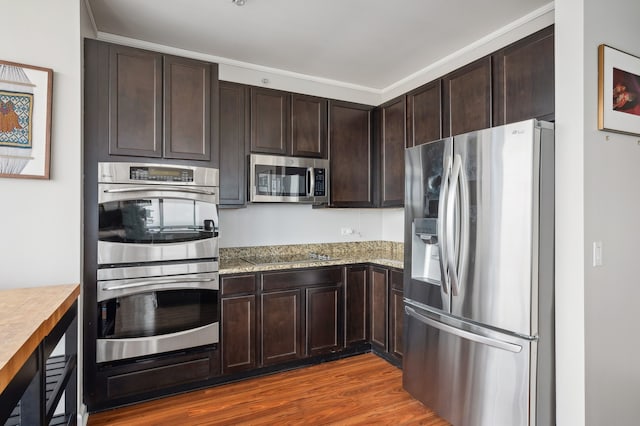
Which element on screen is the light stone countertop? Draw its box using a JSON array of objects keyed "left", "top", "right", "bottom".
[{"left": 220, "top": 241, "right": 404, "bottom": 275}]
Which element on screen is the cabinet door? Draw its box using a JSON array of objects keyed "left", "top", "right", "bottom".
[
  {"left": 378, "top": 96, "right": 406, "bottom": 207},
  {"left": 250, "top": 87, "right": 290, "bottom": 155},
  {"left": 291, "top": 94, "right": 328, "bottom": 158},
  {"left": 261, "top": 290, "right": 301, "bottom": 366},
  {"left": 407, "top": 80, "right": 442, "bottom": 147},
  {"left": 329, "top": 101, "right": 374, "bottom": 207},
  {"left": 163, "top": 56, "right": 212, "bottom": 161},
  {"left": 221, "top": 295, "right": 256, "bottom": 374},
  {"left": 108, "top": 44, "right": 162, "bottom": 158},
  {"left": 493, "top": 25, "right": 555, "bottom": 125},
  {"left": 443, "top": 56, "right": 492, "bottom": 137},
  {"left": 345, "top": 266, "right": 368, "bottom": 346},
  {"left": 369, "top": 266, "right": 388, "bottom": 351},
  {"left": 305, "top": 285, "right": 342, "bottom": 356},
  {"left": 389, "top": 270, "right": 404, "bottom": 360},
  {"left": 219, "top": 82, "right": 249, "bottom": 206}
]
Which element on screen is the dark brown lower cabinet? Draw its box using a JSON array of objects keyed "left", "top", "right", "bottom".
[
  {"left": 221, "top": 274, "right": 257, "bottom": 375},
  {"left": 221, "top": 295, "right": 256, "bottom": 374},
  {"left": 369, "top": 266, "right": 388, "bottom": 351},
  {"left": 259, "top": 267, "right": 343, "bottom": 367},
  {"left": 305, "top": 285, "right": 342, "bottom": 356},
  {"left": 345, "top": 265, "right": 368, "bottom": 346},
  {"left": 261, "top": 290, "right": 302, "bottom": 366},
  {"left": 389, "top": 270, "right": 404, "bottom": 361}
]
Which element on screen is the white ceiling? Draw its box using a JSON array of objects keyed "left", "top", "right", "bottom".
[{"left": 87, "top": 0, "right": 551, "bottom": 91}]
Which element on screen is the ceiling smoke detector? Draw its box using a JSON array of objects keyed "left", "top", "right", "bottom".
[{"left": 232, "top": 0, "right": 246, "bottom": 6}]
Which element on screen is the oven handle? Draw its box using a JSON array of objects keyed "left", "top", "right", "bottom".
[
  {"left": 103, "top": 186, "right": 216, "bottom": 196},
  {"left": 102, "top": 277, "right": 217, "bottom": 292}
]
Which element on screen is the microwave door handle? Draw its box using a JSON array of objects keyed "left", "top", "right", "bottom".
[
  {"left": 103, "top": 187, "right": 216, "bottom": 196},
  {"left": 307, "top": 167, "right": 315, "bottom": 197}
]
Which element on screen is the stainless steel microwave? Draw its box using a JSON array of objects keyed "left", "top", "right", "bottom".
[{"left": 249, "top": 154, "right": 329, "bottom": 204}]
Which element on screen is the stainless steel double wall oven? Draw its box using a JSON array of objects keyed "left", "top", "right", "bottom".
[{"left": 96, "top": 162, "right": 220, "bottom": 363}]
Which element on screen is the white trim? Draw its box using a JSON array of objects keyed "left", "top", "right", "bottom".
[
  {"left": 83, "top": 0, "right": 98, "bottom": 37},
  {"left": 382, "top": 1, "right": 556, "bottom": 94},
  {"left": 95, "top": 32, "right": 382, "bottom": 95},
  {"left": 93, "top": 1, "right": 555, "bottom": 104}
]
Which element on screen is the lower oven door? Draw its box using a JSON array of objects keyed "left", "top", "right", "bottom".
[{"left": 96, "top": 269, "right": 219, "bottom": 363}]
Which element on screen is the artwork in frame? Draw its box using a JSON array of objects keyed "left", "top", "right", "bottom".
[
  {"left": 0, "top": 60, "right": 53, "bottom": 179},
  {"left": 598, "top": 45, "right": 640, "bottom": 136}
]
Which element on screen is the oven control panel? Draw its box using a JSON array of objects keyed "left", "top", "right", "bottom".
[{"left": 129, "top": 166, "right": 194, "bottom": 182}]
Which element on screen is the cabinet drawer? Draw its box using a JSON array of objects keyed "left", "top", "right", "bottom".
[
  {"left": 105, "top": 351, "right": 215, "bottom": 399},
  {"left": 261, "top": 267, "right": 342, "bottom": 291},
  {"left": 221, "top": 274, "right": 256, "bottom": 296}
]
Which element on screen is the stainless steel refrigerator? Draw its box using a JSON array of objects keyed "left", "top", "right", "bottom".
[{"left": 402, "top": 119, "right": 555, "bottom": 426}]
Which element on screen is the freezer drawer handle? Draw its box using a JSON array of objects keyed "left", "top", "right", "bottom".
[{"left": 405, "top": 306, "right": 522, "bottom": 353}]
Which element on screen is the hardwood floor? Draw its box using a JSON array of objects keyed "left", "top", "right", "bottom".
[{"left": 88, "top": 353, "right": 450, "bottom": 425}]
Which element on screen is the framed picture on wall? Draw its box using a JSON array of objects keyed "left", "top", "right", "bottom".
[
  {"left": 0, "top": 60, "right": 53, "bottom": 179},
  {"left": 598, "top": 44, "right": 640, "bottom": 137}
]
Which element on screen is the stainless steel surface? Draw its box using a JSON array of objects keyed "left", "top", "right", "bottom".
[
  {"left": 451, "top": 120, "right": 544, "bottom": 336},
  {"left": 97, "top": 164, "right": 219, "bottom": 266},
  {"left": 97, "top": 270, "right": 219, "bottom": 302},
  {"left": 405, "top": 305, "right": 522, "bottom": 353},
  {"left": 404, "top": 137, "right": 451, "bottom": 312},
  {"left": 403, "top": 301, "right": 535, "bottom": 426},
  {"left": 249, "top": 153, "right": 330, "bottom": 203},
  {"left": 96, "top": 322, "right": 219, "bottom": 363},
  {"left": 98, "top": 183, "right": 219, "bottom": 204},
  {"left": 97, "top": 261, "right": 218, "bottom": 281},
  {"left": 98, "top": 238, "right": 219, "bottom": 265},
  {"left": 403, "top": 119, "right": 555, "bottom": 426},
  {"left": 103, "top": 186, "right": 216, "bottom": 196},
  {"left": 98, "top": 161, "right": 219, "bottom": 186}
]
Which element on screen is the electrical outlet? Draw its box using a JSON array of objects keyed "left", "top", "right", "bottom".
[{"left": 341, "top": 227, "right": 354, "bottom": 236}]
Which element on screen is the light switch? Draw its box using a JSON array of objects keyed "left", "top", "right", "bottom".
[{"left": 593, "top": 241, "right": 603, "bottom": 267}]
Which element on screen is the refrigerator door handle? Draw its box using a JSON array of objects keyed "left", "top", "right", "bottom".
[
  {"left": 446, "top": 154, "right": 462, "bottom": 295},
  {"left": 405, "top": 306, "right": 523, "bottom": 353},
  {"left": 438, "top": 155, "right": 452, "bottom": 295}
]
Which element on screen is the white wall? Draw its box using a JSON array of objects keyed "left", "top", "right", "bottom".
[
  {"left": 554, "top": 0, "right": 586, "bottom": 423},
  {"left": 581, "top": 0, "right": 640, "bottom": 424},
  {"left": 219, "top": 205, "right": 386, "bottom": 247},
  {"left": 0, "top": 0, "right": 82, "bottom": 289}
]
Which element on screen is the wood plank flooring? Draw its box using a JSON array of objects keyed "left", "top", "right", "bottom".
[{"left": 88, "top": 353, "right": 450, "bottom": 425}]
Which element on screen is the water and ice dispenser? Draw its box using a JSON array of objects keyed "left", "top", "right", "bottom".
[{"left": 411, "top": 218, "right": 441, "bottom": 285}]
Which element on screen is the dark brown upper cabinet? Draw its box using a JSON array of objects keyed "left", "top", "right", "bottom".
[
  {"left": 492, "top": 25, "right": 555, "bottom": 125},
  {"left": 108, "top": 44, "right": 163, "bottom": 158},
  {"left": 375, "top": 96, "right": 406, "bottom": 207},
  {"left": 443, "top": 56, "right": 492, "bottom": 137},
  {"left": 219, "top": 81, "right": 250, "bottom": 207},
  {"left": 407, "top": 80, "right": 442, "bottom": 147},
  {"left": 250, "top": 88, "right": 327, "bottom": 158},
  {"left": 329, "top": 100, "right": 374, "bottom": 207},
  {"left": 94, "top": 40, "right": 219, "bottom": 166},
  {"left": 250, "top": 87, "right": 290, "bottom": 155},
  {"left": 163, "top": 55, "right": 213, "bottom": 161},
  {"left": 291, "top": 93, "right": 328, "bottom": 158}
]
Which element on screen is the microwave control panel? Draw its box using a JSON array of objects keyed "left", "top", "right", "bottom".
[{"left": 314, "top": 168, "right": 326, "bottom": 196}]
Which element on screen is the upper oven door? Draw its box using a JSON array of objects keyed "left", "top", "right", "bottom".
[{"left": 98, "top": 183, "right": 219, "bottom": 265}]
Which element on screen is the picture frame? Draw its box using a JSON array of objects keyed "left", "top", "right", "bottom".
[
  {"left": 0, "top": 60, "right": 53, "bottom": 179},
  {"left": 598, "top": 44, "right": 640, "bottom": 136}
]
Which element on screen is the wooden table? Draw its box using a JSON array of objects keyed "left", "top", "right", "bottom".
[{"left": 0, "top": 283, "right": 80, "bottom": 425}]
